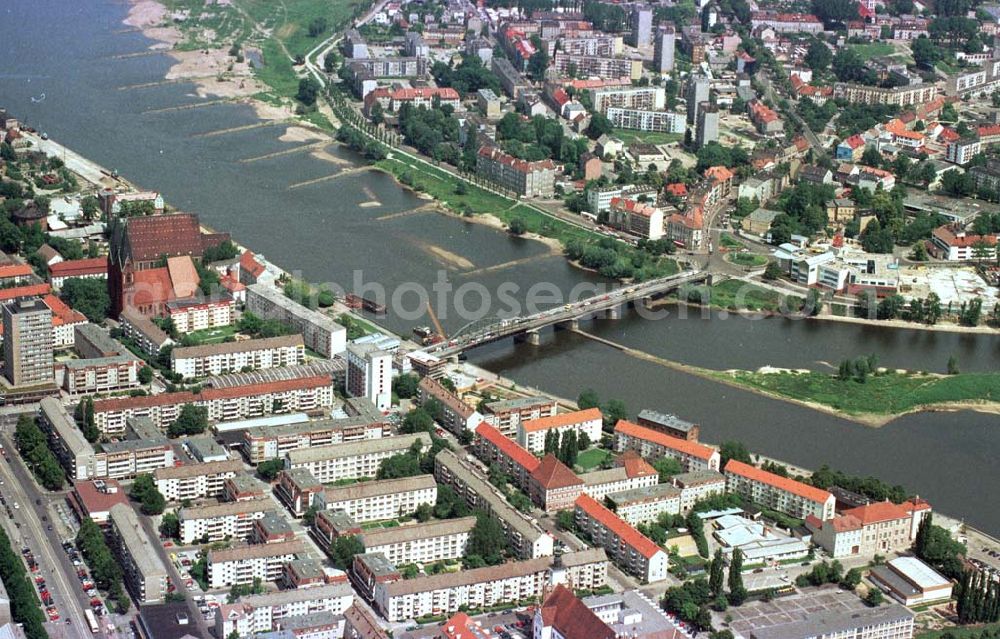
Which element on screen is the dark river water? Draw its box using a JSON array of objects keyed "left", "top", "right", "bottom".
[{"left": 2, "top": 0, "right": 999, "bottom": 533}]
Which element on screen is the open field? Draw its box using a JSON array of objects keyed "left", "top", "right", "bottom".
[
  {"left": 679, "top": 280, "right": 801, "bottom": 313},
  {"left": 848, "top": 42, "right": 897, "bottom": 58},
  {"left": 611, "top": 129, "right": 684, "bottom": 146},
  {"left": 576, "top": 448, "right": 612, "bottom": 471}
]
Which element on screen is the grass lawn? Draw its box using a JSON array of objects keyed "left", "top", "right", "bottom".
[
  {"left": 713, "top": 369, "right": 1000, "bottom": 416},
  {"left": 576, "top": 448, "right": 612, "bottom": 471},
  {"left": 726, "top": 252, "right": 769, "bottom": 267},
  {"left": 184, "top": 325, "right": 239, "bottom": 345},
  {"left": 848, "top": 43, "right": 897, "bottom": 58},
  {"left": 682, "top": 280, "right": 802, "bottom": 313},
  {"left": 611, "top": 129, "right": 684, "bottom": 146},
  {"left": 916, "top": 624, "right": 1000, "bottom": 638},
  {"left": 720, "top": 233, "right": 744, "bottom": 249}
]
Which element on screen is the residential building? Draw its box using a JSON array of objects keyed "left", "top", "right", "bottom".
[
  {"left": 869, "top": 557, "right": 953, "bottom": 606},
  {"left": 529, "top": 454, "right": 585, "bottom": 512},
  {"left": 590, "top": 86, "right": 665, "bottom": 113},
  {"left": 473, "top": 421, "right": 539, "bottom": 491},
  {"left": 118, "top": 306, "right": 172, "bottom": 358},
  {"left": 748, "top": 603, "right": 914, "bottom": 639},
  {"left": 245, "top": 284, "right": 347, "bottom": 357},
  {"left": 165, "top": 295, "right": 234, "bottom": 334},
  {"left": 360, "top": 517, "right": 476, "bottom": 566},
  {"left": 492, "top": 58, "right": 530, "bottom": 99},
  {"left": 97, "top": 423, "right": 176, "bottom": 480},
  {"left": 608, "top": 198, "right": 665, "bottom": 240},
  {"left": 434, "top": 449, "right": 554, "bottom": 559},
  {"left": 695, "top": 103, "right": 719, "bottom": 148},
  {"left": 480, "top": 396, "right": 556, "bottom": 439},
  {"left": 476, "top": 147, "right": 556, "bottom": 198},
  {"left": 43, "top": 294, "right": 87, "bottom": 349},
  {"left": 108, "top": 504, "right": 169, "bottom": 604},
  {"left": 207, "top": 540, "right": 304, "bottom": 589},
  {"left": 214, "top": 584, "right": 355, "bottom": 639},
  {"left": 833, "top": 82, "right": 937, "bottom": 106},
  {"left": 417, "top": 377, "right": 481, "bottom": 435},
  {"left": 61, "top": 353, "right": 141, "bottom": 395},
  {"left": 826, "top": 198, "right": 857, "bottom": 224},
  {"left": 48, "top": 257, "right": 107, "bottom": 290},
  {"left": 277, "top": 468, "right": 324, "bottom": 518},
  {"left": 574, "top": 494, "right": 668, "bottom": 583},
  {"left": 686, "top": 75, "right": 710, "bottom": 125},
  {"left": 552, "top": 53, "right": 642, "bottom": 81},
  {"left": 724, "top": 460, "right": 836, "bottom": 520},
  {"left": 969, "top": 158, "right": 1000, "bottom": 188},
  {"left": 373, "top": 549, "right": 608, "bottom": 622},
  {"left": 177, "top": 495, "right": 275, "bottom": 544},
  {"left": 578, "top": 452, "right": 659, "bottom": 501},
  {"left": 629, "top": 6, "right": 652, "bottom": 46},
  {"left": 614, "top": 420, "right": 720, "bottom": 472},
  {"left": 606, "top": 483, "right": 682, "bottom": 526},
  {"left": 241, "top": 412, "right": 387, "bottom": 465},
  {"left": 477, "top": 89, "right": 501, "bottom": 119},
  {"left": 517, "top": 408, "right": 603, "bottom": 454},
  {"left": 653, "top": 24, "right": 676, "bottom": 73},
  {"left": 749, "top": 11, "right": 824, "bottom": 33},
  {"left": 153, "top": 460, "right": 243, "bottom": 502},
  {"left": 3, "top": 298, "right": 53, "bottom": 387},
  {"left": 345, "top": 343, "right": 391, "bottom": 411},
  {"left": 748, "top": 99, "right": 783, "bottom": 135},
  {"left": 363, "top": 87, "right": 460, "bottom": 116},
  {"left": 605, "top": 108, "right": 685, "bottom": 134},
  {"left": 671, "top": 470, "right": 727, "bottom": 513},
  {"left": 91, "top": 375, "right": 335, "bottom": 435},
  {"left": 636, "top": 409, "right": 699, "bottom": 441},
  {"left": 315, "top": 475, "right": 437, "bottom": 522},
  {"left": 170, "top": 335, "right": 304, "bottom": 379},
  {"left": 68, "top": 479, "right": 129, "bottom": 525},
  {"left": 929, "top": 224, "right": 997, "bottom": 261},
  {"left": 285, "top": 434, "right": 430, "bottom": 484},
  {"left": 806, "top": 499, "right": 931, "bottom": 558},
  {"left": 38, "top": 397, "right": 102, "bottom": 480},
  {"left": 343, "top": 603, "right": 388, "bottom": 639}
]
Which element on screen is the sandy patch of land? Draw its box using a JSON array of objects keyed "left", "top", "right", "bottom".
[
  {"left": 279, "top": 126, "right": 331, "bottom": 143},
  {"left": 310, "top": 148, "right": 352, "bottom": 165},
  {"left": 414, "top": 241, "right": 475, "bottom": 271},
  {"left": 125, "top": 0, "right": 167, "bottom": 28},
  {"left": 359, "top": 201, "right": 382, "bottom": 208}
]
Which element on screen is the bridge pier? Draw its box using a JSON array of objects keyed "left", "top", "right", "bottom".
[
  {"left": 514, "top": 329, "right": 541, "bottom": 345},
  {"left": 642, "top": 295, "right": 654, "bottom": 309},
  {"left": 554, "top": 318, "right": 579, "bottom": 331},
  {"left": 603, "top": 305, "right": 621, "bottom": 319}
]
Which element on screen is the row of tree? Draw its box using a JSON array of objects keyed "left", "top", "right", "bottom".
[
  {"left": 76, "top": 518, "right": 130, "bottom": 613},
  {"left": 0, "top": 526, "right": 48, "bottom": 638},
  {"left": 957, "top": 567, "right": 1000, "bottom": 624},
  {"left": 14, "top": 415, "right": 64, "bottom": 490}
]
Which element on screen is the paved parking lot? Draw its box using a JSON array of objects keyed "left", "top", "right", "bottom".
[{"left": 720, "top": 586, "right": 867, "bottom": 636}]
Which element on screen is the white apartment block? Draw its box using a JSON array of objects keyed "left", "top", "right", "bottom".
[
  {"left": 62, "top": 356, "right": 141, "bottom": 395},
  {"left": 245, "top": 284, "right": 347, "bottom": 357},
  {"left": 361, "top": 517, "right": 476, "bottom": 566},
  {"left": 154, "top": 460, "right": 243, "bottom": 502},
  {"left": 574, "top": 494, "right": 668, "bottom": 584},
  {"left": 724, "top": 460, "right": 836, "bottom": 521},
  {"left": 374, "top": 549, "right": 609, "bottom": 623},
  {"left": 614, "top": 420, "right": 720, "bottom": 473},
  {"left": 481, "top": 396, "right": 557, "bottom": 439},
  {"left": 671, "top": 471, "right": 727, "bottom": 513},
  {"left": 108, "top": 504, "right": 169, "bottom": 604},
  {"left": 590, "top": 86, "right": 665, "bottom": 113},
  {"left": 607, "top": 484, "right": 682, "bottom": 526},
  {"left": 285, "top": 434, "right": 430, "bottom": 484},
  {"left": 214, "top": 584, "right": 355, "bottom": 639},
  {"left": 170, "top": 335, "right": 305, "bottom": 379},
  {"left": 178, "top": 495, "right": 275, "bottom": 544},
  {"left": 579, "top": 465, "right": 659, "bottom": 502},
  {"left": 208, "top": 540, "right": 304, "bottom": 589},
  {"left": 99, "top": 440, "right": 176, "bottom": 480},
  {"left": 166, "top": 298, "right": 234, "bottom": 334},
  {"left": 315, "top": 475, "right": 436, "bottom": 523},
  {"left": 518, "top": 408, "right": 603, "bottom": 454},
  {"left": 242, "top": 416, "right": 386, "bottom": 465},
  {"left": 606, "top": 108, "right": 685, "bottom": 134},
  {"left": 92, "top": 377, "right": 335, "bottom": 435},
  {"left": 345, "top": 343, "right": 392, "bottom": 412}
]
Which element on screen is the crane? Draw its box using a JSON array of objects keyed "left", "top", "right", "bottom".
[{"left": 426, "top": 301, "right": 447, "bottom": 342}]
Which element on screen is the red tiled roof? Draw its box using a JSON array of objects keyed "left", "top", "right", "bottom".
[
  {"left": 665, "top": 183, "right": 688, "bottom": 197},
  {"left": 843, "top": 134, "right": 865, "bottom": 150},
  {"left": 610, "top": 197, "right": 659, "bottom": 219},
  {"left": 166, "top": 255, "right": 200, "bottom": 299},
  {"left": 931, "top": 225, "right": 996, "bottom": 249},
  {"left": 531, "top": 454, "right": 583, "bottom": 490},
  {"left": 619, "top": 450, "right": 657, "bottom": 479},
  {"left": 0, "top": 283, "right": 51, "bottom": 302},
  {"left": 844, "top": 501, "right": 910, "bottom": 525},
  {"left": 522, "top": 408, "right": 602, "bottom": 433},
  {"left": 476, "top": 422, "right": 540, "bottom": 473},
  {"left": 116, "top": 214, "right": 205, "bottom": 263},
  {"left": 441, "top": 612, "right": 492, "bottom": 639},
  {"left": 130, "top": 267, "right": 175, "bottom": 307},
  {"left": 72, "top": 480, "right": 129, "bottom": 516},
  {"left": 704, "top": 165, "right": 734, "bottom": 183},
  {"left": 575, "top": 493, "right": 661, "bottom": 559},
  {"left": 614, "top": 420, "right": 716, "bottom": 461},
  {"left": 93, "top": 376, "right": 330, "bottom": 413},
  {"left": 240, "top": 251, "right": 265, "bottom": 278},
  {"left": 724, "top": 460, "right": 833, "bottom": 505},
  {"left": 539, "top": 585, "right": 615, "bottom": 639},
  {"left": 43, "top": 295, "right": 86, "bottom": 326},
  {"left": 391, "top": 87, "right": 461, "bottom": 101},
  {"left": 0, "top": 264, "right": 33, "bottom": 279},
  {"left": 48, "top": 257, "right": 108, "bottom": 279},
  {"left": 478, "top": 147, "right": 556, "bottom": 173}
]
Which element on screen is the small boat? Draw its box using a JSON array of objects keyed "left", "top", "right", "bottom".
[{"left": 31, "top": 93, "right": 45, "bottom": 103}]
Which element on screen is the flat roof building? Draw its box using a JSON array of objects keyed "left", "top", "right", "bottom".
[{"left": 108, "top": 504, "right": 169, "bottom": 604}]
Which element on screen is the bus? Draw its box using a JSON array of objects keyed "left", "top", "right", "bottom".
[{"left": 84, "top": 609, "right": 99, "bottom": 634}]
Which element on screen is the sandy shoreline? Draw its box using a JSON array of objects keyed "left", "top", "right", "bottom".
[{"left": 814, "top": 311, "right": 999, "bottom": 335}]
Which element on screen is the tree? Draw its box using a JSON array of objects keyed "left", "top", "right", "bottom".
[
  {"left": 369, "top": 101, "right": 384, "bottom": 126},
  {"left": 556, "top": 509, "right": 576, "bottom": 531},
  {"left": 76, "top": 397, "right": 99, "bottom": 443},
  {"left": 719, "top": 441, "right": 751, "bottom": 468},
  {"left": 507, "top": 216, "right": 527, "bottom": 235},
  {"left": 323, "top": 51, "right": 337, "bottom": 73},
  {"left": 60, "top": 277, "right": 110, "bottom": 322},
  {"left": 392, "top": 373, "right": 420, "bottom": 399},
  {"left": 400, "top": 408, "right": 434, "bottom": 434},
  {"left": 947, "top": 355, "right": 960, "bottom": 375},
  {"left": 308, "top": 17, "right": 328, "bottom": 37},
  {"left": 840, "top": 567, "right": 862, "bottom": 590},
  {"left": 528, "top": 49, "right": 549, "bottom": 80},
  {"left": 130, "top": 473, "right": 166, "bottom": 515},
  {"left": 328, "top": 535, "right": 364, "bottom": 569},
  {"left": 911, "top": 36, "right": 942, "bottom": 69},
  {"left": 168, "top": 404, "right": 208, "bottom": 438},
  {"left": 587, "top": 113, "right": 613, "bottom": 140},
  {"left": 296, "top": 77, "right": 321, "bottom": 105},
  {"left": 708, "top": 549, "right": 725, "bottom": 597},
  {"left": 159, "top": 513, "right": 180, "bottom": 539},
  {"left": 578, "top": 389, "right": 600, "bottom": 410},
  {"left": 832, "top": 48, "right": 872, "bottom": 83},
  {"left": 864, "top": 588, "right": 884, "bottom": 607},
  {"left": 727, "top": 548, "right": 747, "bottom": 605},
  {"left": 256, "top": 459, "right": 284, "bottom": 481},
  {"left": 138, "top": 365, "right": 153, "bottom": 384},
  {"left": 812, "top": 0, "right": 861, "bottom": 25},
  {"left": 804, "top": 40, "right": 832, "bottom": 71},
  {"left": 763, "top": 261, "right": 783, "bottom": 281},
  {"left": 434, "top": 485, "right": 471, "bottom": 519},
  {"left": 414, "top": 503, "right": 433, "bottom": 522},
  {"left": 652, "top": 457, "right": 682, "bottom": 482},
  {"left": 468, "top": 512, "right": 508, "bottom": 565},
  {"left": 602, "top": 399, "right": 627, "bottom": 429}
]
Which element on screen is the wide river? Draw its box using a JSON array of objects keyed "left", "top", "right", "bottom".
[{"left": 3, "top": 1, "right": 999, "bottom": 532}]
